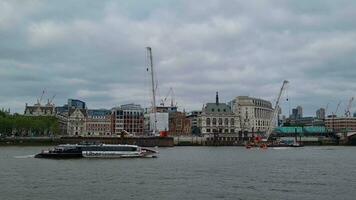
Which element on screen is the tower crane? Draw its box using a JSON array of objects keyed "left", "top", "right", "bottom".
[
  {"left": 36, "top": 90, "right": 46, "bottom": 105},
  {"left": 48, "top": 95, "right": 56, "bottom": 105},
  {"left": 345, "top": 97, "right": 354, "bottom": 117},
  {"left": 264, "top": 80, "right": 289, "bottom": 141},
  {"left": 160, "top": 87, "right": 176, "bottom": 107},
  {"left": 334, "top": 101, "right": 341, "bottom": 117}
]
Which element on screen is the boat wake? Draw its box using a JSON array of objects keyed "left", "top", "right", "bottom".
[
  {"left": 271, "top": 147, "right": 291, "bottom": 150},
  {"left": 14, "top": 155, "right": 35, "bottom": 159}
]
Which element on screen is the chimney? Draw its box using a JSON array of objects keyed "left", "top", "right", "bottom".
[{"left": 216, "top": 91, "right": 219, "bottom": 105}]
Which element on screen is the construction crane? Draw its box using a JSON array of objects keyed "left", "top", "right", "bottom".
[
  {"left": 264, "top": 80, "right": 289, "bottom": 141},
  {"left": 160, "top": 87, "right": 176, "bottom": 107},
  {"left": 146, "top": 47, "right": 157, "bottom": 135},
  {"left": 345, "top": 97, "right": 354, "bottom": 117},
  {"left": 325, "top": 103, "right": 329, "bottom": 116},
  {"left": 36, "top": 90, "right": 46, "bottom": 105},
  {"left": 334, "top": 101, "right": 341, "bottom": 117},
  {"left": 47, "top": 95, "right": 56, "bottom": 105}
]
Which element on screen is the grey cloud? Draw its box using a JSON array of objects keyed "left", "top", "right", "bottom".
[{"left": 0, "top": 0, "right": 356, "bottom": 116}]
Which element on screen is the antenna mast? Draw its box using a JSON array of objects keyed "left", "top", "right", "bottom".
[{"left": 146, "top": 47, "right": 157, "bottom": 135}]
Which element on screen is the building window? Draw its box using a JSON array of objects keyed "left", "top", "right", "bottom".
[
  {"left": 218, "top": 118, "right": 222, "bottom": 125},
  {"left": 212, "top": 118, "right": 217, "bottom": 125},
  {"left": 212, "top": 109, "right": 215, "bottom": 112},
  {"left": 231, "top": 118, "right": 235, "bottom": 126},
  {"left": 207, "top": 129, "right": 211, "bottom": 133},
  {"left": 224, "top": 118, "right": 229, "bottom": 125},
  {"left": 207, "top": 118, "right": 211, "bottom": 126},
  {"left": 230, "top": 129, "right": 234, "bottom": 133}
]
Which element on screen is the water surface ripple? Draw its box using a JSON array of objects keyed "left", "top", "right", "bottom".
[{"left": 0, "top": 146, "right": 355, "bottom": 200}]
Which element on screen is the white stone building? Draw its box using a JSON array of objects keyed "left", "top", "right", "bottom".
[
  {"left": 198, "top": 92, "right": 240, "bottom": 135},
  {"left": 67, "top": 108, "right": 87, "bottom": 136},
  {"left": 150, "top": 112, "right": 169, "bottom": 133},
  {"left": 230, "top": 96, "right": 273, "bottom": 133},
  {"left": 24, "top": 102, "right": 55, "bottom": 116}
]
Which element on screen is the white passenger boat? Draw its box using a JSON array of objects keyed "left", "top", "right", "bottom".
[{"left": 35, "top": 143, "right": 158, "bottom": 159}]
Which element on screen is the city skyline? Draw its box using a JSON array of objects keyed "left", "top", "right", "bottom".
[{"left": 1, "top": 1, "right": 356, "bottom": 116}]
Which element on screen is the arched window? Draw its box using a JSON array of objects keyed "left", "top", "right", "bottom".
[
  {"left": 224, "top": 118, "right": 229, "bottom": 125},
  {"left": 230, "top": 118, "right": 235, "bottom": 126},
  {"left": 218, "top": 118, "right": 223, "bottom": 125},
  {"left": 212, "top": 118, "right": 217, "bottom": 125},
  {"left": 207, "top": 118, "right": 211, "bottom": 126}
]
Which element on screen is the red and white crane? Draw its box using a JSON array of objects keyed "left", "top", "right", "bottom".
[{"left": 264, "top": 80, "right": 289, "bottom": 141}]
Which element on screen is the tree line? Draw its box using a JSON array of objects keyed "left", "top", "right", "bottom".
[{"left": 0, "top": 111, "right": 60, "bottom": 137}]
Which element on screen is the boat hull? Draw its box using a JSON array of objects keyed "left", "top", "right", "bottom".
[
  {"left": 35, "top": 145, "right": 158, "bottom": 159},
  {"left": 35, "top": 153, "right": 83, "bottom": 159}
]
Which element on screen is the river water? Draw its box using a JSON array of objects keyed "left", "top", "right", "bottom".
[{"left": 0, "top": 146, "right": 355, "bottom": 200}]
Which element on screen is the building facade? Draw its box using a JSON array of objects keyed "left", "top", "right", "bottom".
[
  {"left": 86, "top": 109, "right": 112, "bottom": 136},
  {"left": 198, "top": 92, "right": 239, "bottom": 135},
  {"left": 291, "top": 106, "right": 303, "bottom": 119},
  {"left": 112, "top": 104, "right": 144, "bottom": 136},
  {"left": 285, "top": 117, "right": 325, "bottom": 127},
  {"left": 56, "top": 112, "right": 68, "bottom": 135},
  {"left": 67, "top": 108, "right": 87, "bottom": 136},
  {"left": 187, "top": 111, "right": 202, "bottom": 135},
  {"left": 150, "top": 112, "right": 169, "bottom": 133},
  {"left": 230, "top": 96, "right": 273, "bottom": 133},
  {"left": 24, "top": 102, "right": 56, "bottom": 116},
  {"left": 316, "top": 108, "right": 326, "bottom": 119},
  {"left": 325, "top": 117, "right": 356, "bottom": 132},
  {"left": 68, "top": 99, "right": 86, "bottom": 109},
  {"left": 169, "top": 112, "right": 191, "bottom": 136}
]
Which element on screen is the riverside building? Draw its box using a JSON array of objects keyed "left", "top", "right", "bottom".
[
  {"left": 187, "top": 110, "right": 202, "bottom": 135},
  {"left": 169, "top": 111, "right": 191, "bottom": 136},
  {"left": 112, "top": 104, "right": 144, "bottom": 136},
  {"left": 198, "top": 92, "right": 239, "bottom": 135},
  {"left": 86, "top": 109, "right": 112, "bottom": 136},
  {"left": 67, "top": 108, "right": 87, "bottom": 136},
  {"left": 325, "top": 117, "right": 356, "bottom": 132},
  {"left": 230, "top": 96, "right": 273, "bottom": 133}
]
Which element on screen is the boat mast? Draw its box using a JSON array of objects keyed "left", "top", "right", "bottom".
[{"left": 146, "top": 47, "right": 157, "bottom": 135}]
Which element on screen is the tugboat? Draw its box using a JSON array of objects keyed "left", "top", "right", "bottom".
[{"left": 35, "top": 143, "right": 158, "bottom": 159}]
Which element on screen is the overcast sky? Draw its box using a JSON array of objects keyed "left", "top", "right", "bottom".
[{"left": 1, "top": 0, "right": 356, "bottom": 116}]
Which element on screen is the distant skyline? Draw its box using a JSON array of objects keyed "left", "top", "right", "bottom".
[{"left": 1, "top": 0, "right": 356, "bottom": 116}]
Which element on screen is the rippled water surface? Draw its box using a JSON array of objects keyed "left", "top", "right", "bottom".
[{"left": 1, "top": 146, "right": 356, "bottom": 200}]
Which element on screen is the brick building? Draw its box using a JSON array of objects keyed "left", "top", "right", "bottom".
[{"left": 169, "top": 112, "right": 191, "bottom": 136}]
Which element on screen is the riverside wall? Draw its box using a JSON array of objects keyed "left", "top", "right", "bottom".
[
  {"left": 0, "top": 136, "right": 174, "bottom": 147},
  {"left": 0, "top": 135, "right": 346, "bottom": 146}
]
